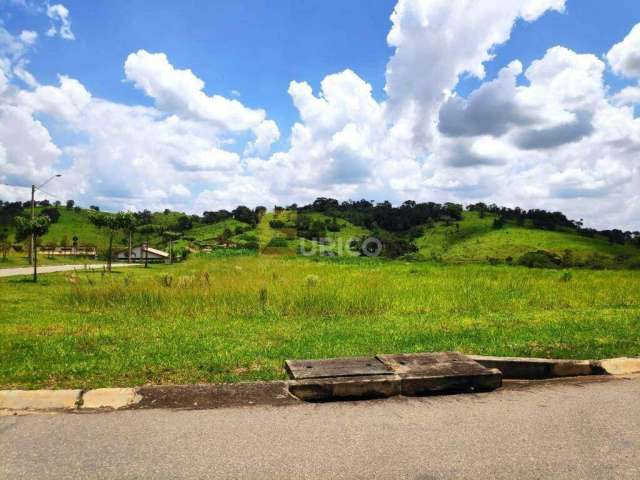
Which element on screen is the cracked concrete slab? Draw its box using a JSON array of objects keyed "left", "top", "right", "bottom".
[{"left": 81, "top": 388, "right": 142, "bottom": 410}]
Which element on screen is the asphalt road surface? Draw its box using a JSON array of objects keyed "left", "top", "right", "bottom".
[
  {"left": 0, "top": 263, "right": 140, "bottom": 277},
  {"left": 2, "top": 376, "right": 639, "bottom": 479}
]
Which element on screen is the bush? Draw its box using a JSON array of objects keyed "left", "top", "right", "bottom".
[
  {"left": 559, "top": 270, "right": 572, "bottom": 282},
  {"left": 326, "top": 218, "right": 341, "bottom": 232},
  {"left": 267, "top": 237, "right": 288, "bottom": 248},
  {"left": 239, "top": 233, "right": 258, "bottom": 242},
  {"left": 561, "top": 249, "right": 575, "bottom": 267},
  {"left": 269, "top": 219, "right": 286, "bottom": 228},
  {"left": 517, "top": 250, "right": 562, "bottom": 269},
  {"left": 41, "top": 207, "right": 61, "bottom": 224},
  {"left": 582, "top": 253, "right": 608, "bottom": 270}
]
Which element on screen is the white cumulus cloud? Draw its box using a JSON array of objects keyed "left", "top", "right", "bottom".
[
  {"left": 607, "top": 23, "right": 640, "bottom": 78},
  {"left": 46, "top": 3, "right": 75, "bottom": 40}
]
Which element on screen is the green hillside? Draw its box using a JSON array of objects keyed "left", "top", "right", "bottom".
[
  {"left": 416, "top": 211, "right": 640, "bottom": 268},
  {"left": 38, "top": 207, "right": 108, "bottom": 249},
  {"left": 2, "top": 205, "right": 638, "bottom": 269},
  {"left": 299, "top": 212, "right": 370, "bottom": 256}
]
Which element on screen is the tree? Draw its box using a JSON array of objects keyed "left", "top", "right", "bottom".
[
  {"left": 232, "top": 205, "right": 255, "bottom": 225},
  {"left": 175, "top": 215, "right": 192, "bottom": 232},
  {"left": 41, "top": 207, "right": 61, "bottom": 223},
  {"left": 203, "top": 210, "right": 231, "bottom": 224},
  {"left": 162, "top": 231, "right": 182, "bottom": 264},
  {"left": 135, "top": 209, "right": 152, "bottom": 225},
  {"left": 15, "top": 216, "right": 51, "bottom": 281},
  {"left": 0, "top": 228, "right": 9, "bottom": 261},
  {"left": 137, "top": 224, "right": 159, "bottom": 268},
  {"left": 254, "top": 206, "right": 267, "bottom": 222},
  {"left": 89, "top": 205, "right": 100, "bottom": 211},
  {"left": 117, "top": 212, "right": 138, "bottom": 264},
  {"left": 88, "top": 212, "right": 122, "bottom": 272},
  {"left": 65, "top": 200, "right": 75, "bottom": 209}
]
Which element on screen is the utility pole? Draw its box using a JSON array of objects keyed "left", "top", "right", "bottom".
[
  {"left": 30, "top": 174, "right": 61, "bottom": 279},
  {"left": 29, "top": 184, "right": 35, "bottom": 265}
]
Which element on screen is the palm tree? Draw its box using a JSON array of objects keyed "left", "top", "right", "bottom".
[
  {"left": 88, "top": 212, "right": 125, "bottom": 272},
  {"left": 118, "top": 212, "right": 138, "bottom": 263},
  {"left": 136, "top": 224, "right": 159, "bottom": 268},
  {"left": 162, "top": 231, "right": 182, "bottom": 264}
]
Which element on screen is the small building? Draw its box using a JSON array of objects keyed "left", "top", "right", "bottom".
[
  {"left": 39, "top": 245, "right": 97, "bottom": 258},
  {"left": 117, "top": 244, "right": 169, "bottom": 263}
]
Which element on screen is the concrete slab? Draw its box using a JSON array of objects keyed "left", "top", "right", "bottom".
[
  {"left": 468, "top": 355, "right": 597, "bottom": 379},
  {"left": 81, "top": 388, "right": 142, "bottom": 409},
  {"left": 597, "top": 357, "right": 640, "bottom": 375},
  {"left": 285, "top": 356, "right": 392, "bottom": 380},
  {"left": 377, "top": 352, "right": 502, "bottom": 395},
  {"left": 0, "top": 389, "right": 81, "bottom": 410},
  {"left": 401, "top": 370, "right": 502, "bottom": 396},
  {"left": 288, "top": 375, "right": 401, "bottom": 402},
  {"left": 378, "top": 351, "right": 489, "bottom": 376}
]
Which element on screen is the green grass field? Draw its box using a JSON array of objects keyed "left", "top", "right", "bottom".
[{"left": 1, "top": 254, "right": 638, "bottom": 389}]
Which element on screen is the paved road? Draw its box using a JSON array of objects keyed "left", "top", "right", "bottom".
[
  {"left": 1, "top": 376, "right": 639, "bottom": 479},
  {"left": 0, "top": 263, "right": 140, "bottom": 277}
]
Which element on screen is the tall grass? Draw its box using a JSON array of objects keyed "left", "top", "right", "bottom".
[
  {"left": 64, "top": 257, "right": 640, "bottom": 318},
  {"left": 2, "top": 256, "right": 639, "bottom": 389}
]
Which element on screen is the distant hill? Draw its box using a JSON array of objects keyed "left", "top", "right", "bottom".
[
  {"left": 1, "top": 198, "right": 638, "bottom": 269},
  {"left": 415, "top": 211, "right": 640, "bottom": 268}
]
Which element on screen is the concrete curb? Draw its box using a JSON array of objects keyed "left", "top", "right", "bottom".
[
  {"left": 80, "top": 388, "right": 142, "bottom": 410},
  {"left": 468, "top": 355, "right": 640, "bottom": 379},
  {"left": 468, "top": 355, "right": 600, "bottom": 379},
  {"left": 1, "top": 356, "right": 638, "bottom": 411},
  {"left": 595, "top": 357, "right": 640, "bottom": 375},
  {"left": 0, "top": 389, "right": 81, "bottom": 410}
]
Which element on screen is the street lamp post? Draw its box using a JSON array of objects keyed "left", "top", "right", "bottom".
[{"left": 30, "top": 174, "right": 61, "bottom": 278}]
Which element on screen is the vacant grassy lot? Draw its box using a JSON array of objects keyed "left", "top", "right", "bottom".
[{"left": 1, "top": 255, "right": 639, "bottom": 389}]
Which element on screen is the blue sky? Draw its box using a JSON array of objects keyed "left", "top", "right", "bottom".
[
  {"left": 1, "top": 0, "right": 640, "bottom": 228},
  {"left": 7, "top": 0, "right": 637, "bottom": 139},
  {"left": 3, "top": 0, "right": 396, "bottom": 148}
]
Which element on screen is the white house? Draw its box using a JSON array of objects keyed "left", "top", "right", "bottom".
[{"left": 117, "top": 244, "right": 169, "bottom": 263}]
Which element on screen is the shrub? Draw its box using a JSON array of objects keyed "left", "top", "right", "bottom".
[
  {"left": 559, "top": 270, "right": 573, "bottom": 282},
  {"left": 267, "top": 237, "right": 288, "bottom": 248},
  {"left": 583, "top": 253, "right": 608, "bottom": 270},
  {"left": 243, "top": 241, "right": 260, "bottom": 250},
  {"left": 41, "top": 207, "right": 61, "bottom": 224},
  {"left": 517, "top": 250, "right": 562, "bottom": 269},
  {"left": 239, "top": 233, "right": 258, "bottom": 242},
  {"left": 269, "top": 219, "right": 286, "bottom": 228},
  {"left": 561, "top": 249, "right": 575, "bottom": 267}
]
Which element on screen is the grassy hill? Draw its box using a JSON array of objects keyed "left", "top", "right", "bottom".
[
  {"left": 299, "top": 212, "right": 370, "bottom": 256},
  {"left": 416, "top": 211, "right": 640, "bottom": 268},
  {"left": 2, "top": 205, "right": 638, "bottom": 269}
]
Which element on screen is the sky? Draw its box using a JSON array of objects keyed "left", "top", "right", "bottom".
[{"left": 0, "top": 0, "right": 639, "bottom": 229}]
